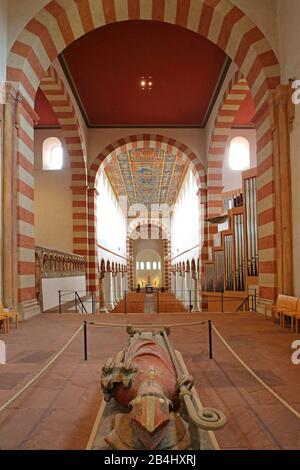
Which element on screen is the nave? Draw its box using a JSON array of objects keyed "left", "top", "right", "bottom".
[{"left": 0, "top": 311, "right": 299, "bottom": 450}]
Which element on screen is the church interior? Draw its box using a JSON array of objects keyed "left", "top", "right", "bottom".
[{"left": 0, "top": 0, "right": 300, "bottom": 451}]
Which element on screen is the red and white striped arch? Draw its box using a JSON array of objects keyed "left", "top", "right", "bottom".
[
  {"left": 7, "top": 0, "right": 280, "bottom": 307},
  {"left": 40, "top": 66, "right": 88, "bottom": 258},
  {"left": 127, "top": 220, "right": 171, "bottom": 290},
  {"left": 89, "top": 133, "right": 205, "bottom": 188},
  {"left": 88, "top": 134, "right": 202, "bottom": 292},
  {"left": 207, "top": 70, "right": 249, "bottom": 215},
  {"left": 206, "top": 69, "right": 278, "bottom": 301}
]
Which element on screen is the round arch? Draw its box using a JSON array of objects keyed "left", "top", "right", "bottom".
[
  {"left": 89, "top": 133, "right": 205, "bottom": 189},
  {"left": 8, "top": 0, "right": 279, "bottom": 110},
  {"left": 7, "top": 2, "right": 281, "bottom": 306},
  {"left": 127, "top": 220, "right": 171, "bottom": 291}
]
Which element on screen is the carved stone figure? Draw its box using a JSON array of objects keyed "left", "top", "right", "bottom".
[{"left": 101, "top": 327, "right": 226, "bottom": 450}]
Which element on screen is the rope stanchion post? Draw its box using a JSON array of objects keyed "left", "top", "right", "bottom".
[
  {"left": 208, "top": 320, "right": 213, "bottom": 359},
  {"left": 189, "top": 290, "right": 192, "bottom": 313},
  {"left": 58, "top": 290, "right": 62, "bottom": 314},
  {"left": 84, "top": 321, "right": 88, "bottom": 361}
]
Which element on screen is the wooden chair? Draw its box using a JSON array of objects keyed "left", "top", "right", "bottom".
[
  {"left": 0, "top": 302, "right": 20, "bottom": 328},
  {"left": 265, "top": 294, "right": 289, "bottom": 323},
  {"left": 0, "top": 314, "right": 9, "bottom": 334},
  {"left": 295, "top": 314, "right": 300, "bottom": 334},
  {"left": 280, "top": 297, "right": 299, "bottom": 330}
]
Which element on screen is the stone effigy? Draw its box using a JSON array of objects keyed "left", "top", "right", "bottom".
[{"left": 100, "top": 326, "right": 226, "bottom": 450}]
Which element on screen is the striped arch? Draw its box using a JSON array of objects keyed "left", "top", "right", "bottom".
[
  {"left": 88, "top": 134, "right": 204, "bottom": 294},
  {"left": 40, "top": 65, "right": 88, "bottom": 257},
  {"left": 206, "top": 70, "right": 278, "bottom": 302},
  {"left": 7, "top": 0, "right": 279, "bottom": 110},
  {"left": 207, "top": 70, "right": 249, "bottom": 215},
  {"left": 127, "top": 220, "right": 171, "bottom": 291},
  {"left": 204, "top": 71, "right": 250, "bottom": 277},
  {"left": 7, "top": 0, "right": 280, "bottom": 308},
  {"left": 89, "top": 133, "right": 205, "bottom": 188}
]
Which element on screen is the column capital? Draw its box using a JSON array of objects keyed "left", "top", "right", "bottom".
[
  {"left": 16, "top": 90, "right": 40, "bottom": 125},
  {"left": 269, "top": 83, "right": 295, "bottom": 134}
]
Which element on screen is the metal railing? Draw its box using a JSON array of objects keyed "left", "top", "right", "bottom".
[
  {"left": 58, "top": 289, "right": 257, "bottom": 314},
  {"left": 58, "top": 290, "right": 96, "bottom": 314}
]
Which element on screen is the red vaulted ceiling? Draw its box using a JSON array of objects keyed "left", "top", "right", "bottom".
[
  {"left": 57, "top": 20, "right": 229, "bottom": 127},
  {"left": 35, "top": 88, "right": 59, "bottom": 128},
  {"left": 34, "top": 20, "right": 256, "bottom": 128}
]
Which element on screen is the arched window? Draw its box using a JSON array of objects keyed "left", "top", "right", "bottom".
[
  {"left": 140, "top": 262, "right": 144, "bottom": 270},
  {"left": 43, "top": 137, "right": 63, "bottom": 170},
  {"left": 136, "top": 261, "right": 140, "bottom": 270},
  {"left": 153, "top": 261, "right": 157, "bottom": 270},
  {"left": 146, "top": 262, "right": 151, "bottom": 270},
  {"left": 229, "top": 137, "right": 250, "bottom": 171},
  {"left": 158, "top": 261, "right": 161, "bottom": 270}
]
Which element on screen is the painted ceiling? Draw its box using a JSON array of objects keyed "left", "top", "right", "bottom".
[
  {"left": 104, "top": 148, "right": 189, "bottom": 209},
  {"left": 57, "top": 20, "right": 229, "bottom": 127}
]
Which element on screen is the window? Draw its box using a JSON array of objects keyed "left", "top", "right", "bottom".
[
  {"left": 140, "top": 262, "right": 144, "bottom": 270},
  {"left": 43, "top": 137, "right": 63, "bottom": 170},
  {"left": 136, "top": 261, "right": 140, "bottom": 270},
  {"left": 153, "top": 261, "right": 157, "bottom": 270},
  {"left": 158, "top": 261, "right": 161, "bottom": 270},
  {"left": 146, "top": 262, "right": 151, "bottom": 270},
  {"left": 229, "top": 137, "right": 250, "bottom": 171}
]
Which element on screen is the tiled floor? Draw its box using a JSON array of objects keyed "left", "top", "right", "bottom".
[{"left": 0, "top": 311, "right": 299, "bottom": 450}]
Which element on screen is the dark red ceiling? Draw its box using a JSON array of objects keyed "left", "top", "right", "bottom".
[
  {"left": 58, "top": 20, "right": 229, "bottom": 127},
  {"left": 34, "top": 88, "right": 59, "bottom": 128},
  {"left": 233, "top": 91, "right": 256, "bottom": 127}
]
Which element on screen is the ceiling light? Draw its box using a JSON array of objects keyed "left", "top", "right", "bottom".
[{"left": 140, "top": 76, "right": 153, "bottom": 91}]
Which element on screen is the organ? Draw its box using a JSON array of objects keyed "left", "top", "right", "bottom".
[{"left": 202, "top": 168, "right": 258, "bottom": 310}]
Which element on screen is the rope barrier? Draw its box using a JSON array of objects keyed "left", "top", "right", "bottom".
[
  {"left": 87, "top": 320, "right": 208, "bottom": 328},
  {"left": 212, "top": 324, "right": 300, "bottom": 421},
  {"left": 0, "top": 324, "right": 84, "bottom": 414}
]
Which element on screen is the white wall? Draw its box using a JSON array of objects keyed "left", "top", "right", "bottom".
[
  {"left": 171, "top": 167, "right": 200, "bottom": 266},
  {"left": 222, "top": 128, "right": 257, "bottom": 192},
  {"left": 97, "top": 170, "right": 127, "bottom": 267},
  {"left": 34, "top": 129, "right": 73, "bottom": 252},
  {"left": 42, "top": 276, "right": 86, "bottom": 311},
  {"left": 0, "top": 0, "right": 7, "bottom": 81},
  {"left": 88, "top": 128, "right": 206, "bottom": 168}
]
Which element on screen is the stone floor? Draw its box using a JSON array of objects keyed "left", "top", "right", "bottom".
[{"left": 0, "top": 310, "right": 300, "bottom": 450}]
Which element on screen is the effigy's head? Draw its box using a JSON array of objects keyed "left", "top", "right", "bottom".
[{"left": 130, "top": 393, "right": 171, "bottom": 449}]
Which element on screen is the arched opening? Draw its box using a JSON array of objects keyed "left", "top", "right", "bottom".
[{"left": 135, "top": 249, "right": 163, "bottom": 289}]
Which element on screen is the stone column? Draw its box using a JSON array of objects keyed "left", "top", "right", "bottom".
[
  {"left": 2, "top": 83, "right": 17, "bottom": 308},
  {"left": 113, "top": 272, "right": 118, "bottom": 304},
  {"left": 269, "top": 85, "right": 294, "bottom": 295},
  {"left": 106, "top": 271, "right": 115, "bottom": 310},
  {"left": 87, "top": 187, "right": 99, "bottom": 296},
  {"left": 192, "top": 273, "right": 200, "bottom": 312},
  {"left": 99, "top": 271, "right": 108, "bottom": 313},
  {"left": 184, "top": 270, "right": 191, "bottom": 309}
]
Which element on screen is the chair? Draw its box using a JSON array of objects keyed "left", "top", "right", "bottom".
[
  {"left": 280, "top": 297, "right": 299, "bottom": 330},
  {"left": 0, "top": 315, "right": 9, "bottom": 334},
  {"left": 265, "top": 294, "right": 289, "bottom": 323},
  {"left": 0, "top": 302, "right": 20, "bottom": 328},
  {"left": 295, "top": 314, "right": 300, "bottom": 334}
]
